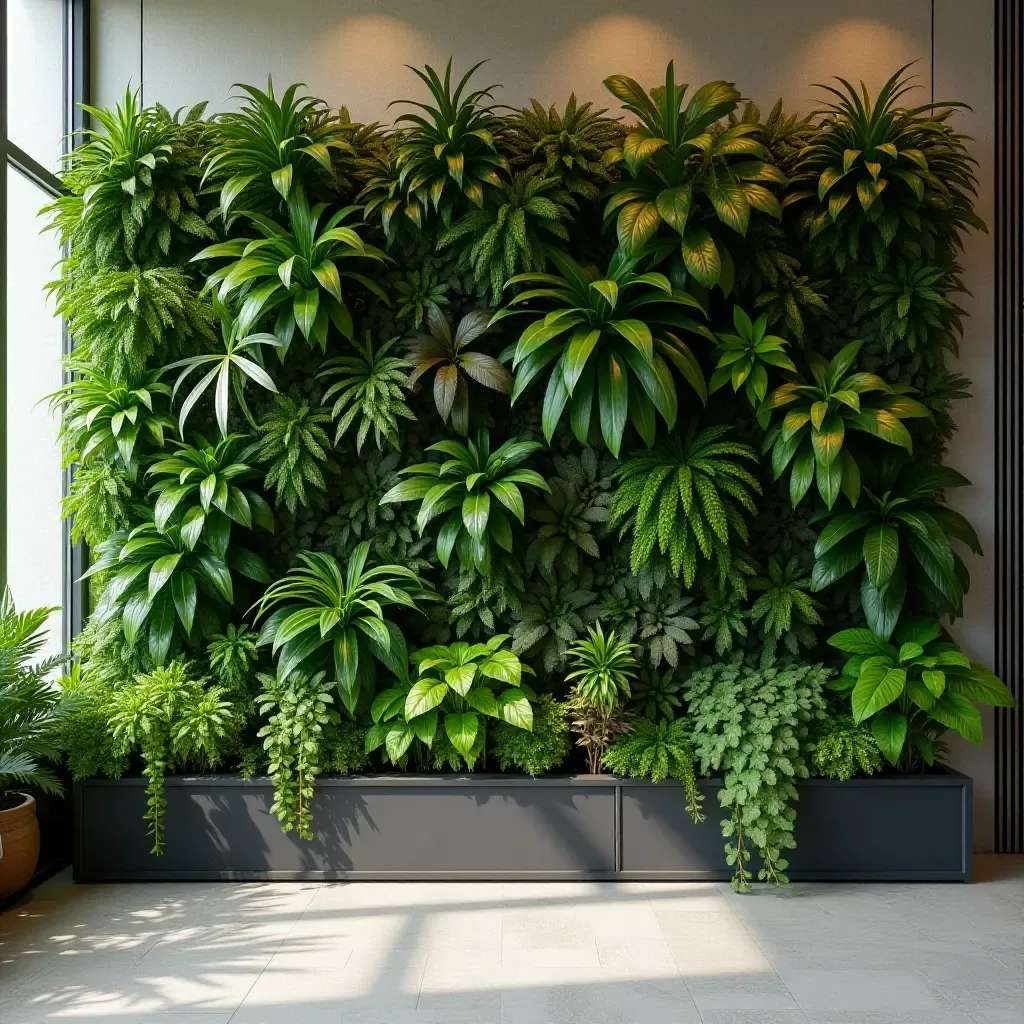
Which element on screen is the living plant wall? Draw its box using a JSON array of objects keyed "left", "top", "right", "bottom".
[{"left": 44, "top": 58, "right": 1014, "bottom": 890}]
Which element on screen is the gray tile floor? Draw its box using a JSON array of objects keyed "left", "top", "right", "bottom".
[{"left": 1, "top": 859, "right": 1023, "bottom": 1023}]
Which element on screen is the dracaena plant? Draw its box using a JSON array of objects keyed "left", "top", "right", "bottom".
[
  {"left": 828, "top": 618, "right": 1015, "bottom": 770},
  {"left": 792, "top": 64, "right": 984, "bottom": 272},
  {"left": 436, "top": 170, "right": 574, "bottom": 303},
  {"left": 406, "top": 307, "right": 511, "bottom": 435},
  {"left": 611, "top": 424, "right": 760, "bottom": 587},
  {"left": 252, "top": 544, "right": 434, "bottom": 712},
  {"left": 812, "top": 461, "right": 981, "bottom": 638},
  {"left": 380, "top": 429, "right": 549, "bottom": 574},
  {"left": 495, "top": 246, "right": 711, "bottom": 457},
  {"left": 357, "top": 141, "right": 427, "bottom": 244},
  {"left": 162, "top": 302, "right": 284, "bottom": 438},
  {"left": 145, "top": 434, "right": 274, "bottom": 545},
  {"left": 505, "top": 93, "right": 624, "bottom": 201},
  {"left": 202, "top": 78, "right": 355, "bottom": 219},
  {"left": 368, "top": 635, "right": 533, "bottom": 770},
  {"left": 49, "top": 362, "right": 173, "bottom": 478},
  {"left": 389, "top": 59, "right": 508, "bottom": 230},
  {"left": 710, "top": 306, "right": 796, "bottom": 409},
  {"left": 602, "top": 63, "right": 786, "bottom": 289},
  {"left": 760, "top": 339, "right": 930, "bottom": 509},
  {"left": 318, "top": 333, "right": 415, "bottom": 452},
  {"left": 86, "top": 514, "right": 270, "bottom": 665},
  {"left": 193, "top": 191, "right": 388, "bottom": 350}
]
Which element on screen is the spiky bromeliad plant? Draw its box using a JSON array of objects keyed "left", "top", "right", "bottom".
[
  {"left": 759, "top": 339, "right": 931, "bottom": 510},
  {"left": 602, "top": 63, "right": 786, "bottom": 289},
  {"left": 389, "top": 59, "right": 508, "bottom": 230},
  {"left": 380, "top": 429, "right": 549, "bottom": 574},
  {"left": 495, "top": 246, "right": 712, "bottom": 457},
  {"left": 611, "top": 424, "right": 760, "bottom": 587},
  {"left": 252, "top": 543, "right": 435, "bottom": 713}
]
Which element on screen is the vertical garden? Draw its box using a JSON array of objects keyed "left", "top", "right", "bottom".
[{"left": 31, "top": 58, "right": 1014, "bottom": 890}]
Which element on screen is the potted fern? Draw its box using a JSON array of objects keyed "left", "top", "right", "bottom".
[{"left": 0, "top": 594, "right": 67, "bottom": 898}]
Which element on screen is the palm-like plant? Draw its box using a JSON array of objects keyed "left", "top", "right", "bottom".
[
  {"left": 202, "top": 79, "right": 354, "bottom": 218},
  {"left": 760, "top": 339, "right": 930, "bottom": 509},
  {"left": 357, "top": 141, "right": 427, "bottom": 243},
  {"left": 710, "top": 305, "right": 796, "bottom": 409},
  {"left": 318, "top": 333, "right": 415, "bottom": 452},
  {"left": 162, "top": 303, "right": 283, "bottom": 437},
  {"left": 437, "top": 171, "right": 574, "bottom": 303},
  {"left": 380, "top": 429, "right": 549, "bottom": 573},
  {"left": 792, "top": 65, "right": 984, "bottom": 271},
  {"left": 750, "top": 558, "right": 823, "bottom": 656},
  {"left": 405, "top": 307, "right": 511, "bottom": 435},
  {"left": 251, "top": 395, "right": 334, "bottom": 512},
  {"left": 193, "top": 192, "right": 388, "bottom": 349},
  {"left": 392, "top": 265, "right": 450, "bottom": 328},
  {"left": 369, "top": 635, "right": 533, "bottom": 769},
  {"left": 495, "top": 247, "right": 711, "bottom": 457},
  {"left": 86, "top": 516, "right": 269, "bottom": 664},
  {"left": 49, "top": 362, "right": 173, "bottom": 478},
  {"left": 389, "top": 59, "right": 508, "bottom": 229},
  {"left": 252, "top": 544, "right": 435, "bottom": 712},
  {"left": 565, "top": 623, "right": 638, "bottom": 715},
  {"left": 505, "top": 94, "right": 623, "bottom": 201},
  {"left": 602, "top": 63, "right": 786, "bottom": 288},
  {"left": 611, "top": 424, "right": 760, "bottom": 586},
  {"left": 812, "top": 461, "right": 981, "bottom": 638},
  {"left": 146, "top": 434, "right": 274, "bottom": 540},
  {"left": 0, "top": 594, "right": 67, "bottom": 797}
]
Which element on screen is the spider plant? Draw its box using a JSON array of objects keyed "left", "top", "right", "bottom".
[
  {"left": 390, "top": 59, "right": 508, "bottom": 229},
  {"left": 380, "top": 429, "right": 548, "bottom": 574},
  {"left": 252, "top": 544, "right": 435, "bottom": 712},
  {"left": 406, "top": 307, "right": 511, "bottom": 435},
  {"left": 202, "top": 78, "right": 355, "bottom": 219},
  {"left": 192, "top": 191, "right": 389, "bottom": 350},
  {"left": 493, "top": 245, "right": 711, "bottom": 457}
]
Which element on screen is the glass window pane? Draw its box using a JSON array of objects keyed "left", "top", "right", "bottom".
[
  {"left": 6, "top": 168, "right": 64, "bottom": 656},
  {"left": 7, "top": 0, "right": 65, "bottom": 171}
]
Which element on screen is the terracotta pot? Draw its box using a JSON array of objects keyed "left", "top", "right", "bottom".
[{"left": 0, "top": 793, "right": 39, "bottom": 899}]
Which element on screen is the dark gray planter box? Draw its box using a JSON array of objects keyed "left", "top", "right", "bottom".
[{"left": 75, "top": 771, "right": 972, "bottom": 883}]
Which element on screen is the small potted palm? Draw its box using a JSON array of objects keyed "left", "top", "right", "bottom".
[
  {"left": 564, "top": 623, "right": 637, "bottom": 773},
  {"left": 0, "top": 593, "right": 66, "bottom": 899}
]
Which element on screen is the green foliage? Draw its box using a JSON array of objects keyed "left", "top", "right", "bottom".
[
  {"left": 405, "top": 308, "right": 511, "bottom": 435},
  {"left": 612, "top": 424, "right": 760, "bottom": 586},
  {"left": 792, "top": 65, "right": 984, "bottom": 272},
  {"left": 565, "top": 622, "right": 638, "bottom": 716},
  {"left": 710, "top": 306, "right": 796, "bottom": 409},
  {"left": 512, "top": 576, "right": 596, "bottom": 673},
  {"left": 57, "top": 665, "right": 128, "bottom": 781},
  {"left": 630, "top": 667, "right": 684, "bottom": 720},
  {"left": 253, "top": 544, "right": 434, "bottom": 712},
  {"left": 828, "top": 618, "right": 1015, "bottom": 769},
  {"left": 0, "top": 594, "right": 67, "bottom": 795},
  {"left": 257, "top": 669, "right": 338, "bottom": 838},
  {"left": 380, "top": 429, "right": 548, "bottom": 573},
  {"left": 319, "top": 333, "right": 415, "bottom": 451},
  {"left": 368, "top": 635, "right": 533, "bottom": 769},
  {"left": 812, "top": 715, "right": 882, "bottom": 781},
  {"left": 699, "top": 589, "right": 748, "bottom": 655},
  {"left": 207, "top": 623, "right": 260, "bottom": 693},
  {"left": 390, "top": 59, "right": 508, "bottom": 229},
  {"left": 497, "top": 247, "right": 711, "bottom": 457},
  {"left": 505, "top": 93, "right": 623, "bottom": 201},
  {"left": 392, "top": 264, "right": 450, "bottom": 328},
  {"left": 63, "top": 459, "right": 134, "bottom": 547},
  {"left": 603, "top": 63, "right": 785, "bottom": 287},
  {"left": 47, "top": 89, "right": 214, "bottom": 271},
  {"left": 760, "top": 339, "right": 930, "bottom": 509},
  {"left": 492, "top": 694, "right": 570, "bottom": 775},
  {"left": 750, "top": 558, "right": 822, "bottom": 658},
  {"left": 602, "top": 718, "right": 704, "bottom": 821},
  {"left": 194, "top": 191, "right": 388, "bottom": 350},
  {"left": 437, "top": 170, "right": 573, "bottom": 302},
  {"left": 109, "top": 661, "right": 236, "bottom": 852},
  {"left": 203, "top": 78, "right": 354, "bottom": 218},
  {"left": 812, "top": 461, "right": 981, "bottom": 637},
  {"left": 526, "top": 448, "right": 613, "bottom": 578},
  {"left": 55, "top": 266, "right": 216, "bottom": 379},
  {"left": 252, "top": 395, "right": 334, "bottom": 512},
  {"left": 686, "top": 658, "right": 829, "bottom": 891},
  {"left": 446, "top": 559, "right": 524, "bottom": 639}
]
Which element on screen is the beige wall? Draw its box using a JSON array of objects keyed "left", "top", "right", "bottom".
[{"left": 90, "top": 0, "right": 997, "bottom": 848}]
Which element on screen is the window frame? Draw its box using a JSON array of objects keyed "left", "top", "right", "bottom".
[{"left": 0, "top": 0, "right": 90, "bottom": 652}]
